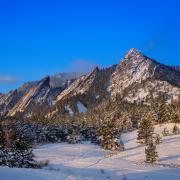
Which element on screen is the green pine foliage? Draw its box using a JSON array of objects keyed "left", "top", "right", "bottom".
[
  {"left": 157, "top": 103, "right": 172, "bottom": 123},
  {"left": 154, "top": 134, "right": 162, "bottom": 145},
  {"left": 145, "top": 135, "right": 158, "bottom": 163},
  {"left": 96, "top": 118, "right": 124, "bottom": 151},
  {"left": 170, "top": 103, "right": 180, "bottom": 123},
  {"left": 172, "top": 124, "right": 180, "bottom": 135},
  {"left": 137, "top": 112, "right": 155, "bottom": 145},
  {"left": 0, "top": 124, "right": 5, "bottom": 149}
]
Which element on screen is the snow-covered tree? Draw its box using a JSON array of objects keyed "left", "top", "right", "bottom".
[
  {"left": 137, "top": 112, "right": 155, "bottom": 145},
  {"left": 0, "top": 122, "right": 38, "bottom": 168},
  {"left": 169, "top": 103, "right": 179, "bottom": 123},
  {"left": 0, "top": 124, "right": 5, "bottom": 149},
  {"left": 156, "top": 103, "right": 173, "bottom": 123},
  {"left": 172, "top": 124, "right": 180, "bottom": 135},
  {"left": 162, "top": 128, "right": 170, "bottom": 136},
  {"left": 96, "top": 118, "right": 124, "bottom": 151},
  {"left": 93, "top": 103, "right": 125, "bottom": 151},
  {"left": 145, "top": 135, "right": 158, "bottom": 163},
  {"left": 121, "top": 112, "right": 133, "bottom": 132},
  {"left": 67, "top": 118, "right": 82, "bottom": 144},
  {"left": 154, "top": 134, "right": 162, "bottom": 145},
  {"left": 67, "top": 129, "right": 81, "bottom": 144}
]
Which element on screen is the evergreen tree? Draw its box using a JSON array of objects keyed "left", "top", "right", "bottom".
[
  {"left": 0, "top": 124, "right": 38, "bottom": 168},
  {"left": 172, "top": 124, "right": 180, "bottom": 135},
  {"left": 170, "top": 104, "right": 180, "bottom": 123},
  {"left": 67, "top": 118, "right": 82, "bottom": 144},
  {"left": 154, "top": 134, "right": 162, "bottom": 145},
  {"left": 137, "top": 112, "right": 154, "bottom": 145},
  {"left": 96, "top": 110, "right": 124, "bottom": 151},
  {"left": 121, "top": 112, "right": 133, "bottom": 132},
  {"left": 157, "top": 103, "right": 172, "bottom": 123},
  {"left": 162, "top": 128, "right": 169, "bottom": 136},
  {"left": 145, "top": 135, "right": 158, "bottom": 163},
  {"left": 97, "top": 119, "right": 123, "bottom": 151},
  {"left": 67, "top": 128, "right": 81, "bottom": 144},
  {"left": 173, "top": 109, "right": 180, "bottom": 123},
  {"left": 0, "top": 124, "right": 5, "bottom": 149}
]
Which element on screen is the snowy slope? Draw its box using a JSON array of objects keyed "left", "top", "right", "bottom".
[
  {"left": 77, "top": 101, "right": 87, "bottom": 113},
  {"left": 121, "top": 123, "right": 180, "bottom": 166},
  {"left": 0, "top": 123, "right": 180, "bottom": 180}
]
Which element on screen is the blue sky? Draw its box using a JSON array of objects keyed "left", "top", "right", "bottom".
[{"left": 0, "top": 0, "right": 180, "bottom": 93}]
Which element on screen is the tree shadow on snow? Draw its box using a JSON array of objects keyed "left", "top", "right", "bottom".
[{"left": 43, "top": 163, "right": 180, "bottom": 180}]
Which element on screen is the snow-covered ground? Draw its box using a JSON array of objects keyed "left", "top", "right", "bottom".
[
  {"left": 0, "top": 123, "right": 180, "bottom": 180},
  {"left": 121, "top": 123, "right": 180, "bottom": 166}
]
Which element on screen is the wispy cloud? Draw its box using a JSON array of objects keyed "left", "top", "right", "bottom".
[
  {"left": 0, "top": 76, "right": 18, "bottom": 84},
  {"left": 66, "top": 59, "right": 99, "bottom": 73}
]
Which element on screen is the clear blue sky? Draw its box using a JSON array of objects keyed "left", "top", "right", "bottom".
[{"left": 0, "top": 0, "right": 180, "bottom": 93}]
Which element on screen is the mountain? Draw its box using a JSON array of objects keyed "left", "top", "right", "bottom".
[
  {"left": 49, "top": 65, "right": 116, "bottom": 117},
  {"left": 49, "top": 48, "right": 180, "bottom": 117},
  {"left": 108, "top": 48, "right": 180, "bottom": 103},
  {"left": 0, "top": 48, "right": 179, "bottom": 118},
  {"left": 0, "top": 73, "right": 81, "bottom": 117}
]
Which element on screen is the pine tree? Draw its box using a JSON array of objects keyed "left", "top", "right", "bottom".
[
  {"left": 145, "top": 135, "right": 158, "bottom": 163},
  {"left": 0, "top": 123, "right": 37, "bottom": 168},
  {"left": 67, "top": 118, "right": 82, "bottom": 144},
  {"left": 173, "top": 109, "right": 180, "bottom": 123},
  {"left": 97, "top": 119, "right": 124, "bottom": 151},
  {"left": 172, "top": 124, "right": 180, "bottom": 135},
  {"left": 157, "top": 103, "right": 173, "bottom": 123},
  {"left": 14, "top": 132, "right": 32, "bottom": 151},
  {"left": 137, "top": 112, "right": 154, "bottom": 145},
  {"left": 67, "top": 128, "right": 81, "bottom": 144},
  {"left": 162, "top": 128, "right": 169, "bottom": 136},
  {"left": 154, "top": 134, "right": 162, "bottom": 145},
  {"left": 0, "top": 124, "right": 5, "bottom": 149},
  {"left": 171, "top": 104, "right": 180, "bottom": 123},
  {"left": 96, "top": 110, "right": 124, "bottom": 151},
  {"left": 121, "top": 112, "right": 133, "bottom": 132}
]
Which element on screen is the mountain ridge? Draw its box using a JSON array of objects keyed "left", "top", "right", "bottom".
[{"left": 0, "top": 48, "right": 179, "bottom": 117}]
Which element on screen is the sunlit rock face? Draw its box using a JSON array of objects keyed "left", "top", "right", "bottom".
[
  {"left": 0, "top": 48, "right": 179, "bottom": 118},
  {"left": 108, "top": 48, "right": 180, "bottom": 104}
]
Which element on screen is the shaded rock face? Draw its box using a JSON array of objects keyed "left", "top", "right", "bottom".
[
  {"left": 47, "top": 65, "right": 117, "bottom": 117},
  {"left": 0, "top": 48, "right": 179, "bottom": 118},
  {"left": 153, "top": 64, "right": 180, "bottom": 87}
]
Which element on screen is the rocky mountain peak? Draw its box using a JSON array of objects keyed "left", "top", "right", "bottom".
[
  {"left": 124, "top": 48, "right": 142, "bottom": 59},
  {"left": 89, "top": 66, "right": 100, "bottom": 75},
  {"left": 93, "top": 66, "right": 100, "bottom": 71},
  {"left": 39, "top": 76, "right": 50, "bottom": 87},
  {"left": 119, "top": 48, "right": 148, "bottom": 73},
  {"left": 108, "top": 49, "right": 180, "bottom": 103}
]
